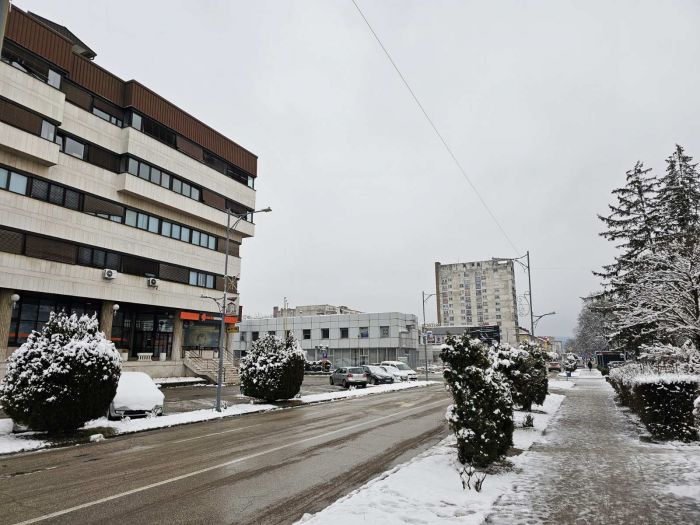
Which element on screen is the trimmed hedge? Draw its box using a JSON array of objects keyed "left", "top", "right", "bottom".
[
  {"left": 240, "top": 333, "right": 305, "bottom": 401},
  {"left": 632, "top": 377, "right": 698, "bottom": 441}
]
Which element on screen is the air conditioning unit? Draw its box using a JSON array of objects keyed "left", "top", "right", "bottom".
[
  {"left": 147, "top": 277, "right": 159, "bottom": 288},
  {"left": 103, "top": 268, "right": 117, "bottom": 280}
]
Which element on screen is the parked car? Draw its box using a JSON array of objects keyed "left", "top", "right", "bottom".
[
  {"left": 363, "top": 365, "right": 394, "bottom": 385},
  {"left": 380, "top": 365, "right": 403, "bottom": 382},
  {"left": 330, "top": 367, "right": 368, "bottom": 388},
  {"left": 548, "top": 361, "right": 562, "bottom": 372},
  {"left": 381, "top": 361, "right": 418, "bottom": 381},
  {"left": 109, "top": 372, "right": 164, "bottom": 419}
]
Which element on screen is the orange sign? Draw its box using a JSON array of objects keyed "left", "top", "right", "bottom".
[{"left": 179, "top": 311, "right": 238, "bottom": 324}]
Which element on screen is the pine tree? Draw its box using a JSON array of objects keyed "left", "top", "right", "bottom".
[
  {"left": 441, "top": 334, "right": 513, "bottom": 467},
  {"left": 596, "top": 161, "right": 660, "bottom": 352},
  {"left": 0, "top": 312, "right": 122, "bottom": 432},
  {"left": 654, "top": 145, "right": 700, "bottom": 249}
]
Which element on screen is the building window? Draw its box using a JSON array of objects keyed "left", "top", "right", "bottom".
[
  {"left": 303, "top": 329, "right": 311, "bottom": 340},
  {"left": 8, "top": 172, "right": 27, "bottom": 195},
  {"left": 380, "top": 326, "right": 389, "bottom": 338},
  {"left": 239, "top": 332, "right": 246, "bottom": 342},
  {"left": 40, "top": 120, "right": 56, "bottom": 142},
  {"left": 321, "top": 328, "right": 330, "bottom": 339},
  {"left": 340, "top": 327, "right": 349, "bottom": 339},
  {"left": 62, "top": 136, "right": 86, "bottom": 159},
  {"left": 188, "top": 271, "right": 215, "bottom": 289},
  {"left": 252, "top": 331, "right": 259, "bottom": 341},
  {"left": 268, "top": 330, "right": 276, "bottom": 336},
  {"left": 359, "top": 327, "right": 369, "bottom": 338}
]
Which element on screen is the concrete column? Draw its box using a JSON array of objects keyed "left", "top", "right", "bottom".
[
  {"left": 0, "top": 289, "right": 13, "bottom": 361},
  {"left": 99, "top": 301, "right": 114, "bottom": 339},
  {"left": 171, "top": 312, "right": 183, "bottom": 362}
]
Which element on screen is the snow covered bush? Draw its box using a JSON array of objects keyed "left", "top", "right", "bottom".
[
  {"left": 0, "top": 312, "right": 121, "bottom": 432},
  {"left": 494, "top": 342, "right": 548, "bottom": 411},
  {"left": 441, "top": 334, "right": 513, "bottom": 467},
  {"left": 609, "top": 345, "right": 700, "bottom": 440},
  {"left": 240, "top": 333, "right": 305, "bottom": 401},
  {"left": 563, "top": 353, "right": 578, "bottom": 372}
]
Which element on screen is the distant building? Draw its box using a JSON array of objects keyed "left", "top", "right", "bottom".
[
  {"left": 234, "top": 312, "right": 420, "bottom": 368},
  {"left": 434, "top": 259, "right": 519, "bottom": 345},
  {"left": 272, "top": 304, "right": 362, "bottom": 318},
  {"left": 422, "top": 324, "right": 501, "bottom": 364}
]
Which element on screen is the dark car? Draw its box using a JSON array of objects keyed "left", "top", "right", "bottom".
[{"left": 363, "top": 365, "right": 394, "bottom": 385}]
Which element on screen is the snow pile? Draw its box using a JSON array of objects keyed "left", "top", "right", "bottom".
[
  {"left": 300, "top": 380, "right": 436, "bottom": 404},
  {"left": 0, "top": 418, "right": 46, "bottom": 455},
  {"left": 240, "top": 333, "right": 305, "bottom": 401},
  {"left": 0, "top": 312, "right": 121, "bottom": 431},
  {"left": 297, "top": 394, "right": 565, "bottom": 525}
]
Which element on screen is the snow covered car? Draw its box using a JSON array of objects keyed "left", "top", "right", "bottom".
[
  {"left": 363, "top": 365, "right": 394, "bottom": 385},
  {"left": 381, "top": 361, "right": 418, "bottom": 381},
  {"left": 108, "top": 372, "right": 165, "bottom": 419},
  {"left": 380, "top": 365, "right": 404, "bottom": 382}
]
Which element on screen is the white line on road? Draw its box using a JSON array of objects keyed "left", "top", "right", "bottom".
[
  {"left": 171, "top": 423, "right": 263, "bottom": 444},
  {"left": 13, "top": 397, "right": 448, "bottom": 525}
]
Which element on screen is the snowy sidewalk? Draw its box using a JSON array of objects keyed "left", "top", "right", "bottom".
[{"left": 485, "top": 373, "right": 700, "bottom": 524}]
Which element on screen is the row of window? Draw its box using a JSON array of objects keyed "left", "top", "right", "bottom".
[
  {"left": 240, "top": 326, "right": 391, "bottom": 342},
  {"left": 92, "top": 106, "right": 123, "bottom": 127},
  {"left": 126, "top": 157, "right": 201, "bottom": 201},
  {"left": 0, "top": 226, "right": 219, "bottom": 289},
  {"left": 0, "top": 165, "right": 219, "bottom": 252}
]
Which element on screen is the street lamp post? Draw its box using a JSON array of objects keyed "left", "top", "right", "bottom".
[
  {"left": 204, "top": 206, "right": 271, "bottom": 412},
  {"left": 421, "top": 291, "right": 435, "bottom": 381}
]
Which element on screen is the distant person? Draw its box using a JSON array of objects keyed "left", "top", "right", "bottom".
[{"left": 587, "top": 359, "right": 593, "bottom": 372}]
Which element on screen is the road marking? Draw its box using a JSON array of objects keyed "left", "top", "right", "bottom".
[
  {"left": 12, "top": 397, "right": 448, "bottom": 525},
  {"left": 171, "top": 423, "right": 262, "bottom": 444}
]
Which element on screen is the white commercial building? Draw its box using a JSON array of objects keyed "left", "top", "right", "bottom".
[
  {"left": 434, "top": 259, "right": 519, "bottom": 345},
  {"left": 234, "top": 312, "right": 420, "bottom": 368}
]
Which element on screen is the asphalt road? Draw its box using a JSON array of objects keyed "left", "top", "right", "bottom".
[{"left": 0, "top": 383, "right": 450, "bottom": 525}]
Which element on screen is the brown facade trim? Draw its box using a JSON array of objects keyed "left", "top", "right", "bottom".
[{"left": 4, "top": 7, "right": 257, "bottom": 176}]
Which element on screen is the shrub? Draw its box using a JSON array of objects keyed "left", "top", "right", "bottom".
[
  {"left": 494, "top": 342, "right": 548, "bottom": 411},
  {"left": 597, "top": 365, "right": 609, "bottom": 376},
  {"left": 441, "top": 334, "right": 513, "bottom": 467},
  {"left": 0, "top": 312, "right": 121, "bottom": 432},
  {"left": 240, "top": 333, "right": 305, "bottom": 401},
  {"left": 632, "top": 375, "right": 699, "bottom": 441}
]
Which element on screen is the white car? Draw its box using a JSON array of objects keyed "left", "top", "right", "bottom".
[
  {"left": 109, "top": 372, "right": 165, "bottom": 419},
  {"left": 381, "top": 361, "right": 418, "bottom": 381},
  {"left": 380, "top": 365, "right": 403, "bottom": 382}
]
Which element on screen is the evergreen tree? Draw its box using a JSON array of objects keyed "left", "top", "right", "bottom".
[
  {"left": 441, "top": 334, "right": 513, "bottom": 467},
  {"left": 0, "top": 312, "right": 121, "bottom": 432},
  {"left": 654, "top": 145, "right": 700, "bottom": 249},
  {"left": 596, "top": 161, "right": 661, "bottom": 353}
]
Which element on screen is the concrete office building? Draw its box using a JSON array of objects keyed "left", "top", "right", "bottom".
[
  {"left": 0, "top": 9, "right": 258, "bottom": 378},
  {"left": 272, "top": 304, "right": 362, "bottom": 318},
  {"left": 234, "top": 313, "right": 420, "bottom": 368},
  {"left": 434, "top": 259, "right": 519, "bottom": 345}
]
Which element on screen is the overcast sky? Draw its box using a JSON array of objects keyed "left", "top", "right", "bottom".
[{"left": 18, "top": 0, "right": 700, "bottom": 336}]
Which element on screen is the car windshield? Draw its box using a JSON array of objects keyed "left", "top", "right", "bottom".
[
  {"left": 382, "top": 366, "right": 398, "bottom": 373},
  {"left": 394, "top": 363, "right": 411, "bottom": 371},
  {"left": 348, "top": 367, "right": 365, "bottom": 373},
  {"left": 366, "top": 366, "right": 381, "bottom": 373}
]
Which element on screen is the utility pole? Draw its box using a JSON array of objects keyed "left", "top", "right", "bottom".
[
  {"left": 421, "top": 291, "right": 435, "bottom": 381},
  {"left": 527, "top": 251, "right": 534, "bottom": 339}
]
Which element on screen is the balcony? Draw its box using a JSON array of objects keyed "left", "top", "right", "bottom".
[
  {"left": 0, "top": 61, "right": 65, "bottom": 124},
  {"left": 0, "top": 122, "right": 59, "bottom": 166}
]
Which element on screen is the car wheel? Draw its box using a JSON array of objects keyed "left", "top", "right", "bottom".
[
  {"left": 343, "top": 380, "right": 348, "bottom": 389},
  {"left": 329, "top": 377, "right": 334, "bottom": 386},
  {"left": 373, "top": 378, "right": 379, "bottom": 385}
]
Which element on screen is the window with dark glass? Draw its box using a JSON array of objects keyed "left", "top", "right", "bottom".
[
  {"left": 340, "top": 327, "right": 349, "bottom": 339},
  {"left": 303, "top": 329, "right": 311, "bottom": 340},
  {"left": 321, "top": 328, "right": 330, "bottom": 339}
]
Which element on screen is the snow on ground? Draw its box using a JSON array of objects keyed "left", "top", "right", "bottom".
[
  {"left": 296, "top": 393, "right": 565, "bottom": 525},
  {"left": 152, "top": 377, "right": 207, "bottom": 385},
  {"left": 548, "top": 379, "right": 575, "bottom": 390},
  {"left": 0, "top": 418, "right": 46, "bottom": 455},
  {"left": 301, "top": 380, "right": 437, "bottom": 404}
]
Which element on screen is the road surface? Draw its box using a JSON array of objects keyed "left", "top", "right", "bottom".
[{"left": 0, "top": 384, "right": 450, "bottom": 525}]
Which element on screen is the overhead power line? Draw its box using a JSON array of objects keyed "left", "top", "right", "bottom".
[{"left": 350, "top": 0, "right": 520, "bottom": 254}]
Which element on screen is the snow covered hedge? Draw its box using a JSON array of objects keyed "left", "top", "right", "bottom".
[
  {"left": 495, "top": 342, "right": 548, "bottom": 411},
  {"left": 240, "top": 333, "right": 305, "bottom": 401},
  {"left": 608, "top": 344, "right": 699, "bottom": 441},
  {"left": 441, "top": 334, "right": 513, "bottom": 467},
  {"left": 0, "top": 312, "right": 121, "bottom": 432}
]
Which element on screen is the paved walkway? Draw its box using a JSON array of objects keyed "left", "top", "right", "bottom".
[{"left": 485, "top": 371, "right": 700, "bottom": 525}]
